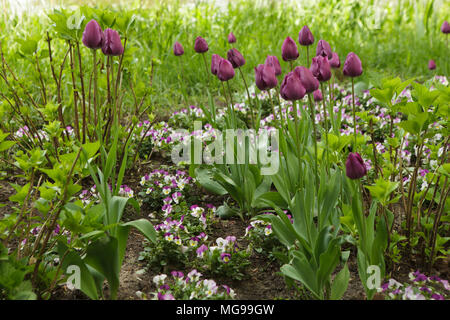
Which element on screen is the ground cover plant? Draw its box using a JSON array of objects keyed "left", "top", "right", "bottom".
[{"left": 0, "top": 0, "right": 448, "bottom": 301}]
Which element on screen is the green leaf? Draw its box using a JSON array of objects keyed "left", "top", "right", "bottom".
[
  {"left": 57, "top": 240, "right": 99, "bottom": 300},
  {"left": 84, "top": 235, "right": 120, "bottom": 300},
  {"left": 331, "top": 264, "right": 350, "bottom": 300},
  {"left": 121, "top": 219, "right": 156, "bottom": 243}
]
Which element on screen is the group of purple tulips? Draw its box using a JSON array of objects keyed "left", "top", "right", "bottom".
[{"left": 173, "top": 26, "right": 367, "bottom": 181}]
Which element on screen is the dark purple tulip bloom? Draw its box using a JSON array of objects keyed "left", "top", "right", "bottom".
[
  {"left": 265, "top": 55, "right": 282, "bottom": 76},
  {"left": 343, "top": 52, "right": 363, "bottom": 77},
  {"left": 428, "top": 59, "right": 436, "bottom": 70},
  {"left": 441, "top": 21, "right": 450, "bottom": 34},
  {"left": 294, "top": 66, "right": 319, "bottom": 94},
  {"left": 217, "top": 59, "right": 235, "bottom": 81},
  {"left": 101, "top": 28, "right": 124, "bottom": 56},
  {"left": 255, "top": 64, "right": 278, "bottom": 91},
  {"left": 227, "top": 48, "right": 245, "bottom": 68},
  {"left": 281, "top": 36, "right": 299, "bottom": 61},
  {"left": 316, "top": 40, "right": 332, "bottom": 59},
  {"left": 345, "top": 152, "right": 367, "bottom": 179},
  {"left": 310, "top": 56, "right": 331, "bottom": 82},
  {"left": 280, "top": 72, "right": 306, "bottom": 101},
  {"left": 82, "top": 19, "right": 103, "bottom": 50},
  {"left": 194, "top": 36, "right": 209, "bottom": 53},
  {"left": 313, "top": 89, "right": 323, "bottom": 102},
  {"left": 298, "top": 25, "right": 314, "bottom": 46},
  {"left": 228, "top": 32, "right": 237, "bottom": 43},
  {"left": 211, "top": 54, "right": 223, "bottom": 75},
  {"left": 329, "top": 52, "right": 341, "bottom": 69},
  {"left": 173, "top": 42, "right": 184, "bottom": 56}
]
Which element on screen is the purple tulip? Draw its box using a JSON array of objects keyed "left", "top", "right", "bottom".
[
  {"left": 173, "top": 42, "right": 184, "bottom": 56},
  {"left": 316, "top": 40, "right": 332, "bottom": 59},
  {"left": 194, "top": 36, "right": 209, "bottom": 53},
  {"left": 343, "top": 52, "right": 363, "bottom": 77},
  {"left": 329, "top": 52, "right": 341, "bottom": 68},
  {"left": 228, "top": 32, "right": 237, "bottom": 43},
  {"left": 281, "top": 36, "right": 299, "bottom": 61},
  {"left": 227, "top": 48, "right": 245, "bottom": 68},
  {"left": 310, "top": 56, "right": 331, "bottom": 82},
  {"left": 345, "top": 152, "right": 367, "bottom": 179},
  {"left": 255, "top": 64, "right": 278, "bottom": 91},
  {"left": 211, "top": 54, "right": 223, "bottom": 75},
  {"left": 428, "top": 59, "right": 436, "bottom": 70},
  {"left": 82, "top": 19, "right": 103, "bottom": 50},
  {"left": 280, "top": 71, "right": 306, "bottom": 101},
  {"left": 313, "top": 89, "right": 323, "bottom": 102},
  {"left": 294, "top": 66, "right": 319, "bottom": 94},
  {"left": 298, "top": 25, "right": 314, "bottom": 46},
  {"left": 441, "top": 21, "right": 450, "bottom": 34},
  {"left": 265, "top": 55, "right": 282, "bottom": 76},
  {"left": 217, "top": 59, "right": 235, "bottom": 81},
  {"left": 101, "top": 28, "right": 124, "bottom": 56}
]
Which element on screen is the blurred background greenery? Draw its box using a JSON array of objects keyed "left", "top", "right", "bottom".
[{"left": 1, "top": 0, "right": 448, "bottom": 112}]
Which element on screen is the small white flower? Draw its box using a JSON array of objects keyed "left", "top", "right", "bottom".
[{"left": 153, "top": 274, "right": 167, "bottom": 285}]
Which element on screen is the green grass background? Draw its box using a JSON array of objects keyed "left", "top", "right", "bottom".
[{"left": 1, "top": 0, "right": 448, "bottom": 112}]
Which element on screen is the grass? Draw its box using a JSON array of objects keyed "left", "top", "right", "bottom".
[{"left": 1, "top": 0, "right": 448, "bottom": 113}]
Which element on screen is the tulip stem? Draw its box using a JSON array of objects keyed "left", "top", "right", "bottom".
[
  {"left": 177, "top": 56, "right": 189, "bottom": 108},
  {"left": 328, "top": 78, "right": 336, "bottom": 134},
  {"left": 226, "top": 81, "right": 237, "bottom": 126},
  {"left": 320, "top": 82, "right": 329, "bottom": 170},
  {"left": 93, "top": 49, "right": 98, "bottom": 135},
  {"left": 275, "top": 85, "right": 285, "bottom": 129},
  {"left": 351, "top": 77, "right": 357, "bottom": 151},
  {"left": 289, "top": 61, "right": 293, "bottom": 72},
  {"left": 221, "top": 82, "right": 232, "bottom": 127},
  {"left": 306, "top": 46, "right": 310, "bottom": 67},
  {"left": 308, "top": 94, "right": 319, "bottom": 191},
  {"left": 267, "top": 89, "right": 279, "bottom": 129},
  {"left": 75, "top": 41, "right": 87, "bottom": 144},
  {"left": 201, "top": 53, "right": 210, "bottom": 85},
  {"left": 238, "top": 66, "right": 255, "bottom": 128}
]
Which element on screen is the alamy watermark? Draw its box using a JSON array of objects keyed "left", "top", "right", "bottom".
[{"left": 170, "top": 121, "right": 280, "bottom": 175}]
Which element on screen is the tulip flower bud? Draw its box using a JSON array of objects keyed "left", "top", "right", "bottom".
[
  {"left": 345, "top": 152, "right": 367, "bottom": 179},
  {"left": 329, "top": 52, "right": 341, "bottom": 69},
  {"left": 294, "top": 66, "right": 319, "bottom": 94},
  {"left": 217, "top": 59, "right": 235, "bottom": 81},
  {"left": 227, "top": 48, "right": 245, "bottom": 68},
  {"left": 194, "top": 36, "right": 209, "bottom": 53},
  {"left": 313, "top": 89, "right": 323, "bottom": 102},
  {"left": 82, "top": 20, "right": 103, "bottom": 50},
  {"left": 343, "top": 52, "right": 363, "bottom": 77},
  {"left": 280, "top": 71, "right": 306, "bottom": 101},
  {"left": 310, "top": 56, "right": 331, "bottom": 82},
  {"left": 255, "top": 64, "right": 278, "bottom": 91},
  {"left": 173, "top": 42, "right": 184, "bottom": 56},
  {"left": 428, "top": 59, "right": 436, "bottom": 70},
  {"left": 281, "top": 36, "right": 299, "bottom": 61},
  {"left": 298, "top": 25, "right": 314, "bottom": 46},
  {"left": 211, "top": 54, "right": 223, "bottom": 75},
  {"left": 228, "top": 32, "right": 237, "bottom": 44},
  {"left": 265, "top": 55, "right": 282, "bottom": 76},
  {"left": 102, "top": 28, "right": 124, "bottom": 56},
  {"left": 316, "top": 40, "right": 332, "bottom": 59},
  {"left": 441, "top": 21, "right": 450, "bottom": 34}
]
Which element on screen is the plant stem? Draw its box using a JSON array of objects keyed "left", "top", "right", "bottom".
[
  {"left": 93, "top": 49, "right": 98, "bottom": 133},
  {"left": 320, "top": 82, "right": 329, "bottom": 170},
  {"left": 201, "top": 53, "right": 210, "bottom": 84},
  {"left": 351, "top": 77, "right": 357, "bottom": 151},
  {"left": 308, "top": 94, "right": 319, "bottom": 191},
  {"left": 238, "top": 66, "right": 255, "bottom": 128},
  {"left": 75, "top": 41, "right": 87, "bottom": 144}
]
